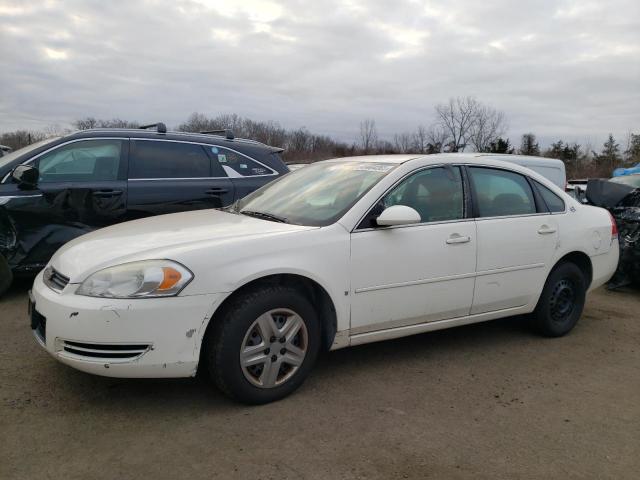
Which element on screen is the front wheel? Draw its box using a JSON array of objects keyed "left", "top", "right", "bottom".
[
  {"left": 205, "top": 285, "right": 321, "bottom": 404},
  {"left": 531, "top": 262, "right": 586, "bottom": 337}
]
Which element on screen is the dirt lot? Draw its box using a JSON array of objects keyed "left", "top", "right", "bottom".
[{"left": 1, "top": 279, "right": 639, "bottom": 480}]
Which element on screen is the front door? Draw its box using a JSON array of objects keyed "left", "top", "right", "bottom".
[
  {"left": 3, "top": 138, "right": 129, "bottom": 270},
  {"left": 349, "top": 166, "right": 477, "bottom": 334}
]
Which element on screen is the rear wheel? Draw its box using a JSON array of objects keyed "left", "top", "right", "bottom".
[
  {"left": 531, "top": 262, "right": 586, "bottom": 337},
  {"left": 206, "top": 285, "right": 320, "bottom": 404},
  {"left": 0, "top": 254, "right": 13, "bottom": 297}
]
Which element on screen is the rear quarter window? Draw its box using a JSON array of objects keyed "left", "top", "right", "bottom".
[
  {"left": 210, "top": 146, "right": 274, "bottom": 177},
  {"left": 535, "top": 180, "right": 566, "bottom": 212}
]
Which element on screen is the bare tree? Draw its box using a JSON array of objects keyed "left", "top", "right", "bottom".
[
  {"left": 393, "top": 132, "right": 413, "bottom": 153},
  {"left": 74, "top": 117, "right": 139, "bottom": 130},
  {"left": 434, "top": 97, "right": 480, "bottom": 152},
  {"left": 0, "top": 130, "right": 46, "bottom": 150},
  {"left": 359, "top": 119, "right": 378, "bottom": 154},
  {"left": 469, "top": 105, "right": 507, "bottom": 152},
  {"left": 434, "top": 97, "right": 507, "bottom": 152},
  {"left": 426, "top": 124, "right": 449, "bottom": 153},
  {"left": 74, "top": 117, "right": 99, "bottom": 130},
  {"left": 412, "top": 125, "right": 429, "bottom": 153}
]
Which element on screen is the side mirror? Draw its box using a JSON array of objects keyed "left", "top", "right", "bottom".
[
  {"left": 12, "top": 165, "right": 39, "bottom": 189},
  {"left": 376, "top": 205, "right": 421, "bottom": 227}
]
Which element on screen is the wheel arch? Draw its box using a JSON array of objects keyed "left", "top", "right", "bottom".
[
  {"left": 203, "top": 272, "right": 339, "bottom": 353},
  {"left": 551, "top": 250, "right": 593, "bottom": 288}
]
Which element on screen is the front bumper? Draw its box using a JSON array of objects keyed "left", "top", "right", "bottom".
[{"left": 30, "top": 271, "right": 223, "bottom": 378}]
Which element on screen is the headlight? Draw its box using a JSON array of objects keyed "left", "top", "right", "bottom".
[{"left": 76, "top": 260, "right": 193, "bottom": 298}]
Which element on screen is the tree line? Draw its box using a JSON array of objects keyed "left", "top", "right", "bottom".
[{"left": 1, "top": 96, "right": 638, "bottom": 179}]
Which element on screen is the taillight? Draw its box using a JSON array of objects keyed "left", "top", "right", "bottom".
[{"left": 609, "top": 212, "right": 618, "bottom": 239}]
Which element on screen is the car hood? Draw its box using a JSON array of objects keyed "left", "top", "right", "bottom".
[{"left": 50, "top": 209, "right": 316, "bottom": 282}]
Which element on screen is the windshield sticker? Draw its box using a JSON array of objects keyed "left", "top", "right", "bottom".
[
  {"left": 217, "top": 154, "right": 227, "bottom": 163},
  {"left": 252, "top": 167, "right": 267, "bottom": 174},
  {"left": 240, "top": 163, "right": 247, "bottom": 169},
  {"left": 353, "top": 164, "right": 395, "bottom": 173},
  {"left": 211, "top": 147, "right": 219, "bottom": 154}
]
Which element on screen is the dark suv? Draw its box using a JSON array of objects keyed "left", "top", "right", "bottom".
[{"left": 0, "top": 124, "right": 289, "bottom": 294}]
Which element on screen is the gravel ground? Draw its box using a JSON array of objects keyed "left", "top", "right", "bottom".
[{"left": 1, "top": 278, "right": 639, "bottom": 479}]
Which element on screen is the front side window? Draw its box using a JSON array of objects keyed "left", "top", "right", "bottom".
[
  {"left": 381, "top": 166, "right": 464, "bottom": 223},
  {"left": 129, "top": 140, "right": 210, "bottom": 179},
  {"left": 469, "top": 167, "right": 536, "bottom": 217},
  {"left": 534, "top": 180, "right": 565, "bottom": 213},
  {"left": 235, "top": 162, "right": 394, "bottom": 226},
  {"left": 36, "top": 139, "right": 123, "bottom": 182},
  {"left": 210, "top": 146, "right": 272, "bottom": 177}
]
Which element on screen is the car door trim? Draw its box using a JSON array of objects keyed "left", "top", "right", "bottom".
[
  {"left": 130, "top": 138, "right": 278, "bottom": 178},
  {"left": 1, "top": 137, "right": 130, "bottom": 183},
  {"left": 353, "top": 164, "right": 469, "bottom": 232},
  {"left": 354, "top": 262, "right": 544, "bottom": 294},
  {"left": 463, "top": 164, "right": 567, "bottom": 217},
  {"left": 349, "top": 304, "right": 527, "bottom": 341}
]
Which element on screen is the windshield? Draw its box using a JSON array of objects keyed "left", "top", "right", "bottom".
[
  {"left": 0, "top": 137, "right": 60, "bottom": 170},
  {"left": 610, "top": 175, "right": 640, "bottom": 188},
  {"left": 235, "top": 161, "right": 396, "bottom": 226}
]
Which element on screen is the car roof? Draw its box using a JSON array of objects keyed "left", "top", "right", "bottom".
[
  {"left": 320, "top": 153, "right": 560, "bottom": 166},
  {"left": 64, "top": 128, "right": 284, "bottom": 153},
  {"left": 323, "top": 154, "right": 423, "bottom": 164}
]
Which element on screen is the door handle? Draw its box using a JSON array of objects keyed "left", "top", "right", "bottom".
[
  {"left": 446, "top": 234, "right": 471, "bottom": 245},
  {"left": 205, "top": 188, "right": 229, "bottom": 195},
  {"left": 537, "top": 225, "right": 557, "bottom": 235},
  {"left": 92, "top": 190, "right": 122, "bottom": 197}
]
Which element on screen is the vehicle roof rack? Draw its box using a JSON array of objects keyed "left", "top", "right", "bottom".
[
  {"left": 200, "top": 129, "right": 235, "bottom": 140},
  {"left": 140, "top": 122, "right": 167, "bottom": 134}
]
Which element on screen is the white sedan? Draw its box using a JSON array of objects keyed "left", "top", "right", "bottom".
[{"left": 30, "top": 154, "right": 619, "bottom": 404}]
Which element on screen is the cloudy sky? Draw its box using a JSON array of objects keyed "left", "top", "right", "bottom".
[{"left": 1, "top": 0, "right": 639, "bottom": 147}]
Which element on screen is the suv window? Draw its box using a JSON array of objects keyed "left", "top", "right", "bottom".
[
  {"left": 210, "top": 146, "right": 272, "bottom": 177},
  {"left": 36, "top": 139, "right": 124, "bottom": 182},
  {"left": 382, "top": 166, "right": 464, "bottom": 223},
  {"left": 469, "top": 167, "right": 536, "bottom": 217},
  {"left": 535, "top": 180, "right": 565, "bottom": 212},
  {"left": 130, "top": 140, "right": 211, "bottom": 179}
]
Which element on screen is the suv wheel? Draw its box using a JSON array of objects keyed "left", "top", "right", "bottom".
[
  {"left": 206, "top": 284, "right": 320, "bottom": 404},
  {"left": 531, "top": 262, "right": 586, "bottom": 337}
]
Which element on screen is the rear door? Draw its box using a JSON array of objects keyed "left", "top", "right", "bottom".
[
  {"left": 5, "top": 138, "right": 129, "bottom": 267},
  {"left": 468, "top": 166, "right": 559, "bottom": 314},
  {"left": 127, "top": 139, "right": 235, "bottom": 219}
]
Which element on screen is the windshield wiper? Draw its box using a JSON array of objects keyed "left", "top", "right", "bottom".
[{"left": 240, "top": 210, "right": 288, "bottom": 223}]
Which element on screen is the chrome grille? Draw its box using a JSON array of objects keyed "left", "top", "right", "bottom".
[
  {"left": 43, "top": 267, "right": 70, "bottom": 292},
  {"left": 61, "top": 341, "right": 150, "bottom": 360}
]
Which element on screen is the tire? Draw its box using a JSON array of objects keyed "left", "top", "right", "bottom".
[
  {"left": 531, "top": 262, "right": 586, "bottom": 337},
  {"left": 205, "top": 284, "right": 321, "bottom": 404},
  {"left": 0, "top": 254, "right": 13, "bottom": 297}
]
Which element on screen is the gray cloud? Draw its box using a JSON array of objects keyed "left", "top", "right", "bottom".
[{"left": 0, "top": 0, "right": 638, "bottom": 147}]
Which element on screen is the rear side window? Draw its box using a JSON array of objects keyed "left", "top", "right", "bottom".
[
  {"left": 535, "top": 180, "right": 565, "bottom": 212},
  {"left": 36, "top": 139, "right": 124, "bottom": 182},
  {"left": 470, "top": 167, "right": 536, "bottom": 217},
  {"left": 210, "top": 146, "right": 273, "bottom": 177},
  {"left": 129, "top": 140, "right": 210, "bottom": 179}
]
